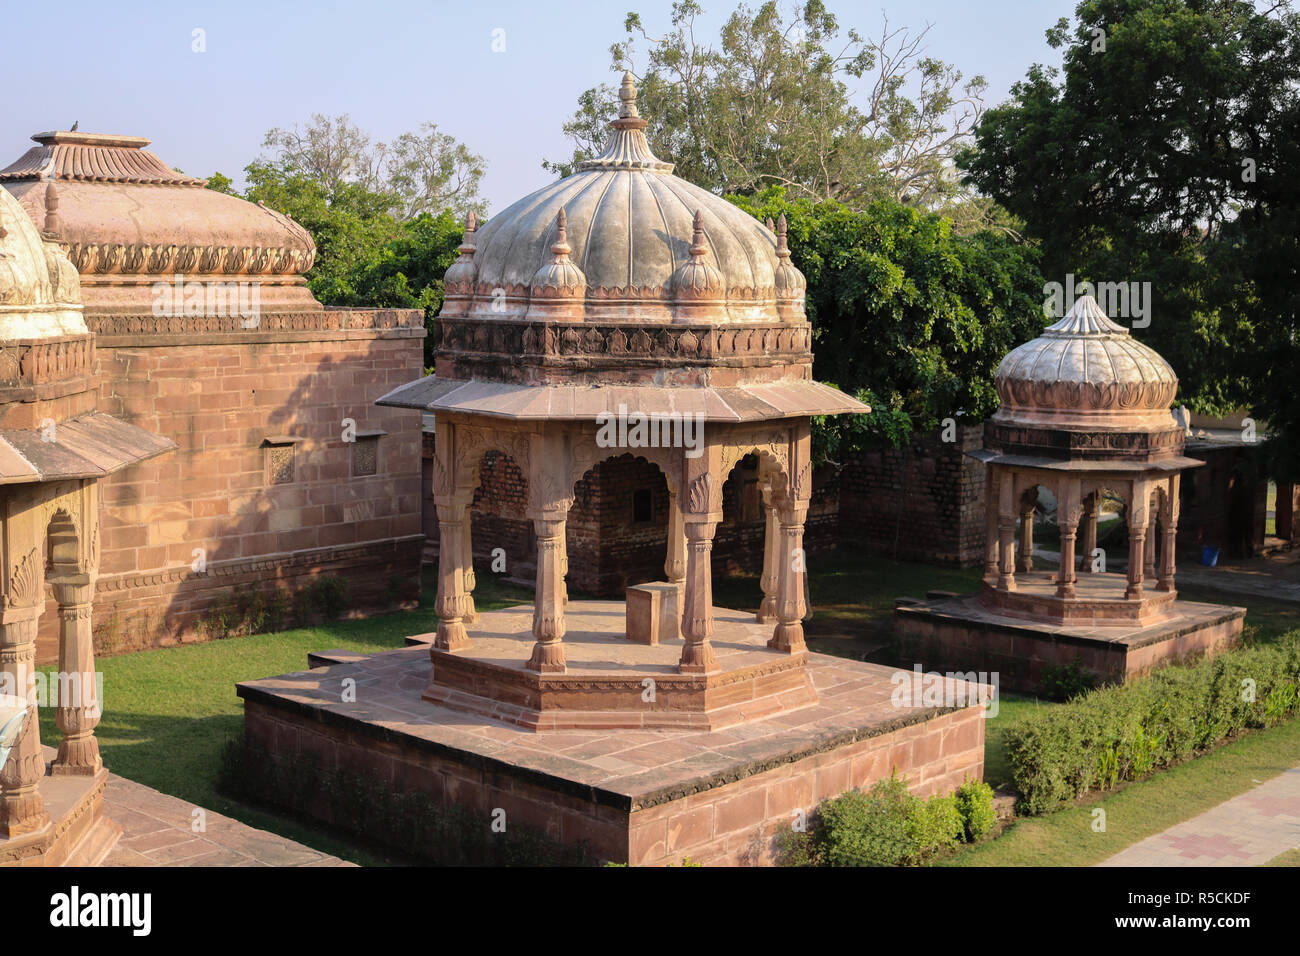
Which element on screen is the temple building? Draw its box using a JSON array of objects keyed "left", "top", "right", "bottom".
[
  {"left": 895, "top": 296, "right": 1246, "bottom": 691},
  {"left": 0, "top": 183, "right": 172, "bottom": 862},
  {"left": 0, "top": 131, "right": 426, "bottom": 660},
  {"left": 239, "top": 73, "right": 989, "bottom": 866}
]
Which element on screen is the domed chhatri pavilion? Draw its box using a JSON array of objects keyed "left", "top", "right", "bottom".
[
  {"left": 0, "top": 184, "right": 173, "bottom": 864},
  {"left": 239, "top": 73, "right": 989, "bottom": 866},
  {"left": 378, "top": 70, "right": 866, "bottom": 692},
  {"left": 897, "top": 295, "right": 1245, "bottom": 692}
]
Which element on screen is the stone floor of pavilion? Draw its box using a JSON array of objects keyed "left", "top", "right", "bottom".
[
  {"left": 421, "top": 601, "right": 817, "bottom": 731},
  {"left": 895, "top": 573, "right": 1245, "bottom": 693},
  {"left": 237, "top": 600, "right": 990, "bottom": 865}
]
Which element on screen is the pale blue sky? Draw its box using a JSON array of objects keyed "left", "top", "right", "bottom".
[{"left": 0, "top": 0, "right": 1079, "bottom": 211}]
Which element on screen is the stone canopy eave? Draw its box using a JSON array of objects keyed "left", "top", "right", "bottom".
[
  {"left": 374, "top": 375, "right": 871, "bottom": 423},
  {"left": 0, "top": 413, "right": 177, "bottom": 485},
  {"left": 965, "top": 447, "right": 1205, "bottom": 474}
]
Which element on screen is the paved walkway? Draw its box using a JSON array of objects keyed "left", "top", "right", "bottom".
[
  {"left": 101, "top": 774, "right": 353, "bottom": 867},
  {"left": 1098, "top": 768, "right": 1300, "bottom": 866}
]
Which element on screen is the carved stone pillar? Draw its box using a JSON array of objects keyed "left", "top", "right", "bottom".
[
  {"left": 983, "top": 466, "right": 999, "bottom": 580},
  {"left": 1157, "top": 475, "right": 1180, "bottom": 592},
  {"left": 769, "top": 496, "right": 808, "bottom": 654},
  {"left": 997, "top": 474, "right": 1017, "bottom": 591},
  {"left": 1055, "top": 479, "right": 1082, "bottom": 599},
  {"left": 50, "top": 576, "right": 102, "bottom": 775},
  {"left": 665, "top": 488, "right": 686, "bottom": 588},
  {"left": 527, "top": 512, "right": 568, "bottom": 672},
  {"left": 1080, "top": 492, "right": 1099, "bottom": 573},
  {"left": 1126, "top": 479, "right": 1150, "bottom": 600},
  {"left": 1017, "top": 493, "right": 1035, "bottom": 573},
  {"left": 461, "top": 501, "right": 478, "bottom": 625},
  {"left": 0, "top": 610, "right": 48, "bottom": 837},
  {"left": 679, "top": 517, "right": 720, "bottom": 672},
  {"left": 756, "top": 478, "right": 779, "bottom": 623},
  {"left": 431, "top": 421, "right": 471, "bottom": 651},
  {"left": 1143, "top": 493, "right": 1158, "bottom": 583}
]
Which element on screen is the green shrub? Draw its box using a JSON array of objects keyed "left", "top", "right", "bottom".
[
  {"left": 954, "top": 780, "right": 996, "bottom": 841},
  {"left": 788, "top": 774, "right": 975, "bottom": 867},
  {"left": 1006, "top": 635, "right": 1300, "bottom": 814}
]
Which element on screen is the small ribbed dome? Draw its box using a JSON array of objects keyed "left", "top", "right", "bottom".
[
  {"left": 993, "top": 296, "right": 1177, "bottom": 429},
  {"left": 0, "top": 185, "right": 86, "bottom": 339},
  {"left": 442, "top": 72, "right": 805, "bottom": 325},
  {"left": 527, "top": 208, "right": 587, "bottom": 321}
]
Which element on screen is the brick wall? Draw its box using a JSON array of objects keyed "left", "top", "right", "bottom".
[
  {"left": 839, "top": 424, "right": 987, "bottom": 567},
  {"left": 36, "top": 322, "right": 427, "bottom": 662}
]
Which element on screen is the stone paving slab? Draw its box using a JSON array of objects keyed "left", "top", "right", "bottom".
[
  {"left": 100, "top": 775, "right": 353, "bottom": 867},
  {"left": 1098, "top": 768, "right": 1300, "bottom": 867}
]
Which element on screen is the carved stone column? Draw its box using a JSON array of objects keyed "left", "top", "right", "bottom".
[
  {"left": 0, "top": 609, "right": 48, "bottom": 837},
  {"left": 769, "top": 495, "right": 808, "bottom": 654},
  {"left": 1055, "top": 478, "right": 1082, "bottom": 599},
  {"left": 983, "top": 465, "right": 999, "bottom": 580},
  {"left": 1017, "top": 491, "right": 1035, "bottom": 573},
  {"left": 1080, "top": 492, "right": 1099, "bottom": 573},
  {"left": 526, "top": 428, "right": 571, "bottom": 672},
  {"left": 1157, "top": 475, "right": 1180, "bottom": 592},
  {"left": 527, "top": 512, "right": 568, "bottom": 672},
  {"left": 431, "top": 420, "right": 471, "bottom": 651},
  {"left": 461, "top": 501, "right": 478, "bottom": 625},
  {"left": 1143, "top": 493, "right": 1158, "bottom": 583},
  {"left": 50, "top": 576, "right": 102, "bottom": 775},
  {"left": 1126, "top": 479, "right": 1151, "bottom": 600},
  {"left": 756, "top": 478, "right": 779, "bottom": 623},
  {"left": 997, "top": 473, "right": 1017, "bottom": 591},
  {"left": 679, "top": 517, "right": 720, "bottom": 672}
]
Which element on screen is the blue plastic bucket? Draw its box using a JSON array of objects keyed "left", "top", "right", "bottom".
[{"left": 1201, "top": 546, "right": 1220, "bottom": 567}]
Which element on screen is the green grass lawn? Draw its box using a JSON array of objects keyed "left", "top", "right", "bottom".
[{"left": 36, "top": 573, "right": 534, "bottom": 865}]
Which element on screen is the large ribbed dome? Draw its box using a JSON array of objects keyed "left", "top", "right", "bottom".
[
  {"left": 443, "top": 72, "right": 802, "bottom": 326},
  {"left": 0, "top": 185, "right": 85, "bottom": 339},
  {"left": 993, "top": 296, "right": 1178, "bottom": 431}
]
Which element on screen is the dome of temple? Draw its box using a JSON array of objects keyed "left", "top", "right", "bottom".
[
  {"left": 0, "top": 184, "right": 86, "bottom": 340},
  {"left": 992, "top": 295, "right": 1178, "bottom": 431},
  {"left": 0, "top": 131, "right": 320, "bottom": 315},
  {"left": 442, "top": 72, "right": 802, "bottom": 325}
]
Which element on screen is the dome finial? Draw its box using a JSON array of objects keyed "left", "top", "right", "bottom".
[
  {"left": 776, "top": 213, "right": 790, "bottom": 259},
  {"left": 551, "top": 207, "right": 571, "bottom": 259},
  {"left": 44, "top": 182, "right": 61, "bottom": 237},
  {"left": 619, "top": 70, "right": 640, "bottom": 120},
  {"left": 689, "top": 210, "right": 707, "bottom": 257}
]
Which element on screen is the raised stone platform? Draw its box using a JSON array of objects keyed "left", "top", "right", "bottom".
[
  {"left": 980, "top": 571, "right": 1177, "bottom": 624},
  {"left": 237, "top": 608, "right": 989, "bottom": 866},
  {"left": 422, "top": 602, "right": 816, "bottom": 731},
  {"left": 895, "top": 584, "right": 1245, "bottom": 693},
  {"left": 0, "top": 757, "right": 119, "bottom": 867}
]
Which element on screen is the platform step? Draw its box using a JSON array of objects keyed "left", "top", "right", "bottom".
[
  {"left": 62, "top": 816, "right": 123, "bottom": 867},
  {"left": 306, "top": 648, "right": 369, "bottom": 669},
  {"left": 404, "top": 634, "right": 434, "bottom": 647}
]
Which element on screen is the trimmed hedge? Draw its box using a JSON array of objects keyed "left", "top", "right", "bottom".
[
  {"left": 1007, "top": 636, "right": 1300, "bottom": 815},
  {"left": 780, "top": 775, "right": 994, "bottom": 866}
]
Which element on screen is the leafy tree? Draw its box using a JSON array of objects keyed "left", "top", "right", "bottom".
[
  {"left": 958, "top": 0, "right": 1300, "bottom": 470},
  {"left": 547, "top": 0, "right": 1007, "bottom": 232},
  {"left": 730, "top": 187, "right": 1046, "bottom": 460},
  {"left": 260, "top": 113, "right": 487, "bottom": 220}
]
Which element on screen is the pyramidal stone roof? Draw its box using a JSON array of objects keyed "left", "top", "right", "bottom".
[{"left": 0, "top": 132, "right": 207, "bottom": 186}]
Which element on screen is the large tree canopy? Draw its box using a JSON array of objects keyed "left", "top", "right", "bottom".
[
  {"left": 959, "top": 0, "right": 1300, "bottom": 473},
  {"left": 729, "top": 188, "right": 1047, "bottom": 460},
  {"left": 548, "top": 0, "right": 1009, "bottom": 233}
]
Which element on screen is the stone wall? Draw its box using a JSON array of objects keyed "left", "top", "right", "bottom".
[
  {"left": 839, "top": 424, "right": 987, "bottom": 566},
  {"left": 1180, "top": 441, "right": 1268, "bottom": 560},
  {"left": 35, "top": 314, "right": 427, "bottom": 662}
]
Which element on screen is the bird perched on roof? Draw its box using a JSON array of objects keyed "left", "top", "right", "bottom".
[{"left": 70, "top": 120, "right": 79, "bottom": 131}]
